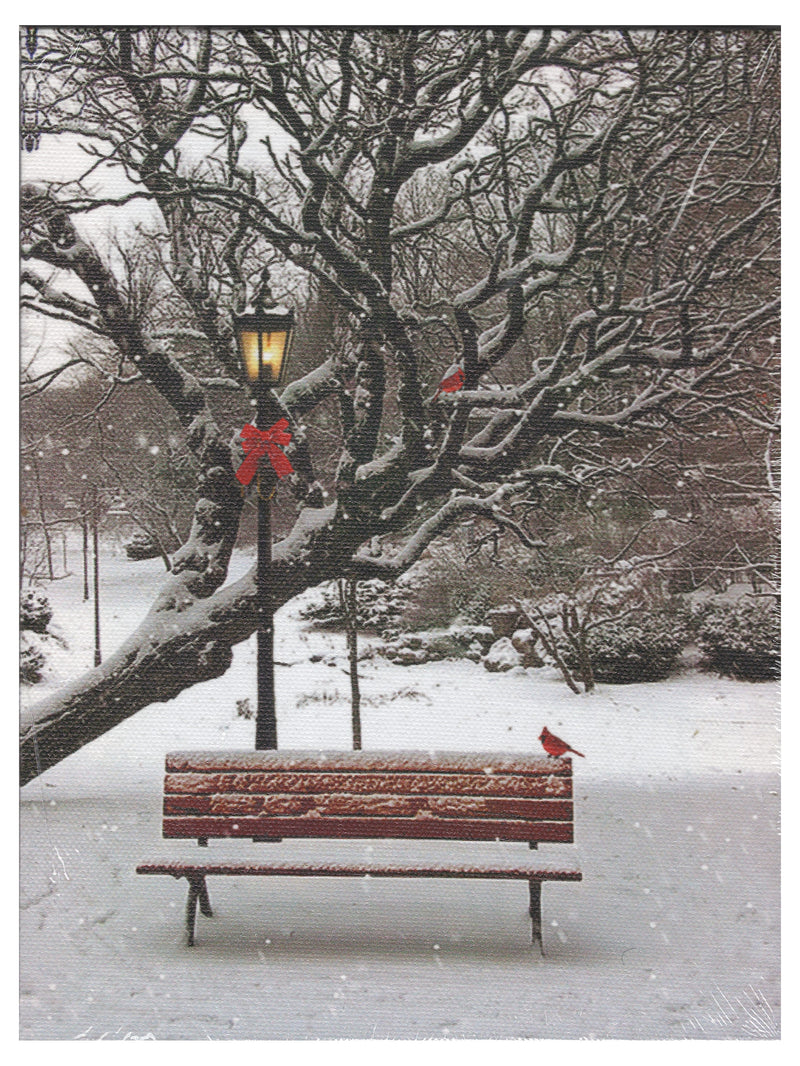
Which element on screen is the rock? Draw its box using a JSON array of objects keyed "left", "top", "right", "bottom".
[
  {"left": 465, "top": 640, "right": 484, "bottom": 662},
  {"left": 482, "top": 636, "right": 522, "bottom": 672},
  {"left": 392, "top": 646, "right": 427, "bottom": 665},
  {"left": 379, "top": 630, "right": 466, "bottom": 666},
  {"left": 511, "top": 627, "right": 544, "bottom": 668},
  {"left": 487, "top": 606, "right": 521, "bottom": 639},
  {"left": 449, "top": 624, "right": 495, "bottom": 651}
]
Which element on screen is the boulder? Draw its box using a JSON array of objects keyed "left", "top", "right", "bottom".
[
  {"left": 448, "top": 624, "right": 495, "bottom": 651},
  {"left": 465, "top": 640, "right": 484, "bottom": 662},
  {"left": 482, "top": 636, "right": 522, "bottom": 672},
  {"left": 511, "top": 627, "right": 544, "bottom": 668},
  {"left": 487, "top": 606, "right": 520, "bottom": 639}
]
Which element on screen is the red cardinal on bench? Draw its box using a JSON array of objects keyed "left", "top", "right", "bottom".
[{"left": 539, "top": 726, "right": 585, "bottom": 759}]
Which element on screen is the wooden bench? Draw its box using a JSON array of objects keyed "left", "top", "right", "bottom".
[{"left": 136, "top": 750, "right": 582, "bottom": 952}]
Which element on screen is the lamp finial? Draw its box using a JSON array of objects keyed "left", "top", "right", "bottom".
[{"left": 255, "top": 267, "right": 274, "bottom": 309}]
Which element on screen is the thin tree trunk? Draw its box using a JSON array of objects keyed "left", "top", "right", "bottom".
[
  {"left": 340, "top": 577, "right": 362, "bottom": 749},
  {"left": 20, "top": 528, "right": 27, "bottom": 589},
  {"left": 92, "top": 490, "right": 101, "bottom": 667},
  {"left": 32, "top": 456, "right": 54, "bottom": 581},
  {"left": 82, "top": 514, "right": 89, "bottom": 601}
]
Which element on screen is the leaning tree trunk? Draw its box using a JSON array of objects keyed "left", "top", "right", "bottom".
[{"left": 18, "top": 503, "right": 352, "bottom": 786}]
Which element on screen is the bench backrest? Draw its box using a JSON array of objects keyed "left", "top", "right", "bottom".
[{"left": 162, "top": 750, "right": 575, "bottom": 844}]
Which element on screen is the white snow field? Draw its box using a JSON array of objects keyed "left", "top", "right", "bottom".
[{"left": 20, "top": 549, "right": 780, "bottom": 1040}]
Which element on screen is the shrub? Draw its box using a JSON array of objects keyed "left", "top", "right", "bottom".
[
  {"left": 298, "top": 578, "right": 412, "bottom": 637},
  {"left": 20, "top": 589, "right": 53, "bottom": 634},
  {"left": 562, "top": 609, "right": 689, "bottom": 684},
  {"left": 125, "top": 533, "right": 162, "bottom": 561},
  {"left": 696, "top": 599, "right": 780, "bottom": 680},
  {"left": 20, "top": 635, "right": 46, "bottom": 685},
  {"left": 400, "top": 557, "right": 526, "bottom": 631},
  {"left": 235, "top": 698, "right": 254, "bottom": 719}
]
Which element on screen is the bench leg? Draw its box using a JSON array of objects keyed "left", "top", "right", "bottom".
[
  {"left": 197, "top": 876, "right": 213, "bottom": 918},
  {"left": 528, "top": 880, "right": 544, "bottom": 956},
  {"left": 185, "top": 875, "right": 213, "bottom": 945},
  {"left": 185, "top": 878, "right": 200, "bottom": 947}
]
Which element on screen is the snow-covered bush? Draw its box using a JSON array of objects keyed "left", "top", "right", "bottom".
[
  {"left": 374, "top": 625, "right": 494, "bottom": 666},
  {"left": 21, "top": 590, "right": 54, "bottom": 684},
  {"left": 696, "top": 599, "right": 780, "bottom": 680},
  {"left": 561, "top": 610, "right": 689, "bottom": 684},
  {"left": 20, "top": 588, "right": 67, "bottom": 685},
  {"left": 125, "top": 533, "right": 162, "bottom": 561},
  {"left": 20, "top": 589, "right": 53, "bottom": 634},
  {"left": 298, "top": 578, "right": 413, "bottom": 638},
  {"left": 20, "top": 635, "right": 46, "bottom": 685}
]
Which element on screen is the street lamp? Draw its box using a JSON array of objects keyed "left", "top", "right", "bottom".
[{"left": 233, "top": 296, "right": 294, "bottom": 750}]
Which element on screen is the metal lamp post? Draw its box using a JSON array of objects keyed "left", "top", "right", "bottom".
[{"left": 234, "top": 297, "right": 294, "bottom": 750}]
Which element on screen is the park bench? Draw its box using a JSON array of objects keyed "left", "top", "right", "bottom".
[{"left": 136, "top": 749, "right": 582, "bottom": 952}]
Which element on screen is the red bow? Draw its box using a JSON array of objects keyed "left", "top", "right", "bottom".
[
  {"left": 434, "top": 367, "right": 465, "bottom": 399},
  {"left": 236, "top": 419, "right": 294, "bottom": 485}
]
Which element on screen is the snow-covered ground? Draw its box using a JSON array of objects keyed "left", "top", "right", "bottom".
[{"left": 20, "top": 548, "right": 780, "bottom": 1040}]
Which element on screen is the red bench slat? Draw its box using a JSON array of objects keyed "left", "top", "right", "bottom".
[
  {"left": 165, "top": 750, "right": 572, "bottom": 775},
  {"left": 163, "top": 793, "right": 574, "bottom": 820},
  {"left": 163, "top": 770, "right": 572, "bottom": 799},
  {"left": 162, "top": 814, "right": 575, "bottom": 843}
]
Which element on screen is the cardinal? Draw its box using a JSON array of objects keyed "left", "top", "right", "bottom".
[
  {"left": 433, "top": 366, "right": 465, "bottom": 400},
  {"left": 539, "top": 726, "right": 585, "bottom": 759}
]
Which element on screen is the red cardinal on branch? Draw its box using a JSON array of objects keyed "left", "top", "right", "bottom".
[
  {"left": 539, "top": 726, "right": 585, "bottom": 759},
  {"left": 433, "top": 366, "right": 465, "bottom": 400}
]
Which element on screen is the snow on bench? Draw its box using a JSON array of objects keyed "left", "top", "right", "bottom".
[{"left": 137, "top": 750, "right": 582, "bottom": 951}]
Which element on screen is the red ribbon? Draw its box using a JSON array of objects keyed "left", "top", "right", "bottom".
[
  {"left": 434, "top": 367, "right": 465, "bottom": 399},
  {"left": 236, "top": 419, "right": 294, "bottom": 485}
]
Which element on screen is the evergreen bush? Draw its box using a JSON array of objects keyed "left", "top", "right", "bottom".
[
  {"left": 20, "top": 589, "right": 53, "bottom": 634},
  {"left": 696, "top": 599, "right": 780, "bottom": 680},
  {"left": 20, "top": 635, "right": 46, "bottom": 685},
  {"left": 299, "top": 578, "right": 412, "bottom": 638}
]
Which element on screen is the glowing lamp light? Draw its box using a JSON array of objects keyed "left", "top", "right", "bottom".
[{"left": 234, "top": 304, "right": 295, "bottom": 386}]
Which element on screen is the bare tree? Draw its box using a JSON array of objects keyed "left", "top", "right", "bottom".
[{"left": 20, "top": 28, "right": 779, "bottom": 782}]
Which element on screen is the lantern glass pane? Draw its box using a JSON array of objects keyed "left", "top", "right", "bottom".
[
  {"left": 260, "top": 330, "right": 288, "bottom": 383},
  {"left": 239, "top": 330, "right": 261, "bottom": 382}
]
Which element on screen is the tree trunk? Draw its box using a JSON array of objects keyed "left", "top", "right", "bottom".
[
  {"left": 82, "top": 514, "right": 89, "bottom": 601},
  {"left": 20, "top": 528, "right": 27, "bottom": 589},
  {"left": 92, "top": 490, "right": 101, "bottom": 667},
  {"left": 32, "top": 455, "right": 53, "bottom": 581},
  {"left": 340, "top": 577, "right": 362, "bottom": 750}
]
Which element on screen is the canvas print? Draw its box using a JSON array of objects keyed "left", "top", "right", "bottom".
[{"left": 20, "top": 26, "right": 779, "bottom": 1040}]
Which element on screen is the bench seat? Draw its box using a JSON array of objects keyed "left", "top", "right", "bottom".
[{"left": 137, "top": 860, "right": 583, "bottom": 880}]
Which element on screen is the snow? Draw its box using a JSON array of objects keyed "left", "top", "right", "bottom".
[{"left": 19, "top": 546, "right": 780, "bottom": 1039}]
